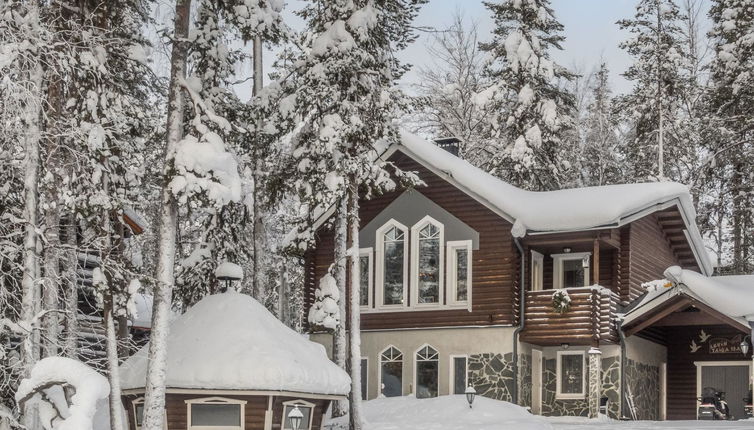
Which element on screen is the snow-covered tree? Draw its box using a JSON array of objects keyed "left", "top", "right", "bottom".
[
  {"left": 476, "top": 0, "right": 576, "bottom": 190},
  {"left": 616, "top": 0, "right": 695, "bottom": 182},
  {"left": 411, "top": 12, "right": 491, "bottom": 165}
]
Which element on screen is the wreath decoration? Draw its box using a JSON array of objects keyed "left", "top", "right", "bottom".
[{"left": 552, "top": 289, "right": 571, "bottom": 315}]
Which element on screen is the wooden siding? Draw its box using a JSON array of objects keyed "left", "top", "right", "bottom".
[
  {"left": 664, "top": 325, "right": 752, "bottom": 420},
  {"left": 122, "top": 393, "right": 330, "bottom": 430},
  {"left": 625, "top": 214, "right": 681, "bottom": 303},
  {"left": 520, "top": 287, "right": 619, "bottom": 346},
  {"left": 304, "top": 150, "right": 517, "bottom": 330}
]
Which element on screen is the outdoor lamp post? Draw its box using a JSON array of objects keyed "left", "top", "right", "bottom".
[
  {"left": 288, "top": 405, "right": 303, "bottom": 430},
  {"left": 741, "top": 335, "right": 751, "bottom": 356},
  {"left": 465, "top": 386, "right": 476, "bottom": 409},
  {"left": 215, "top": 261, "right": 243, "bottom": 293}
]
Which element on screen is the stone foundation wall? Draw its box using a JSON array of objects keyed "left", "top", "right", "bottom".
[
  {"left": 541, "top": 358, "right": 589, "bottom": 416},
  {"left": 468, "top": 353, "right": 514, "bottom": 402},
  {"left": 519, "top": 353, "right": 532, "bottom": 408},
  {"left": 625, "top": 358, "right": 659, "bottom": 420},
  {"left": 601, "top": 356, "right": 621, "bottom": 419}
]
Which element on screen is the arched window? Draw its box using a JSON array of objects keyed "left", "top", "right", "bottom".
[
  {"left": 376, "top": 220, "right": 408, "bottom": 307},
  {"left": 380, "top": 346, "right": 403, "bottom": 397},
  {"left": 415, "top": 345, "right": 439, "bottom": 398},
  {"left": 411, "top": 216, "right": 444, "bottom": 306}
]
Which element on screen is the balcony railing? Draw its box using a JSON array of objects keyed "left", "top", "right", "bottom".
[{"left": 520, "top": 286, "right": 620, "bottom": 346}]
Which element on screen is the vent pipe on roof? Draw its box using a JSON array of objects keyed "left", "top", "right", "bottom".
[{"left": 434, "top": 136, "right": 461, "bottom": 157}]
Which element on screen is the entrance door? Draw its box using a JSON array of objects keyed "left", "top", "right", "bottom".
[{"left": 699, "top": 363, "right": 750, "bottom": 419}]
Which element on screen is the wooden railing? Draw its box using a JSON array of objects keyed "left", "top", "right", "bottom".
[{"left": 520, "top": 287, "right": 620, "bottom": 346}]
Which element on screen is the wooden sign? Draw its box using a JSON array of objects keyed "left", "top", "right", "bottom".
[{"left": 708, "top": 335, "right": 743, "bottom": 354}]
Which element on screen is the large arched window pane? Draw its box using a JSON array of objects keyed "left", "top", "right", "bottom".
[
  {"left": 417, "top": 224, "right": 441, "bottom": 303},
  {"left": 383, "top": 227, "right": 405, "bottom": 305},
  {"left": 415, "top": 345, "right": 439, "bottom": 398},
  {"left": 380, "top": 347, "right": 403, "bottom": 397}
]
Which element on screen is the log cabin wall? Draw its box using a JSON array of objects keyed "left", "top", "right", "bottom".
[
  {"left": 664, "top": 325, "right": 753, "bottom": 420},
  {"left": 625, "top": 214, "right": 682, "bottom": 303},
  {"left": 303, "top": 150, "right": 517, "bottom": 330},
  {"left": 122, "top": 393, "right": 331, "bottom": 430}
]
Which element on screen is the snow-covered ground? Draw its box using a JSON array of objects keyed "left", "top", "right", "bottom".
[{"left": 324, "top": 395, "right": 754, "bottom": 430}]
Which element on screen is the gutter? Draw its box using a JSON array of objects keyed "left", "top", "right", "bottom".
[
  {"left": 617, "top": 318, "right": 628, "bottom": 420},
  {"left": 512, "top": 237, "right": 526, "bottom": 405}
]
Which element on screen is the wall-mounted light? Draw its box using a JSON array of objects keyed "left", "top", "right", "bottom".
[
  {"left": 561, "top": 343, "right": 570, "bottom": 350},
  {"left": 562, "top": 247, "right": 572, "bottom": 253}
]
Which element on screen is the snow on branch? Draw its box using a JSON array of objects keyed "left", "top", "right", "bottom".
[
  {"left": 15, "top": 357, "right": 109, "bottom": 430},
  {"left": 307, "top": 273, "right": 340, "bottom": 330}
]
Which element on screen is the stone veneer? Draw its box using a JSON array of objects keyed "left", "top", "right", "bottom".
[
  {"left": 519, "top": 353, "right": 532, "bottom": 408},
  {"left": 601, "top": 356, "right": 621, "bottom": 419},
  {"left": 625, "top": 358, "right": 660, "bottom": 420},
  {"left": 541, "top": 358, "right": 589, "bottom": 416},
  {"left": 468, "top": 353, "right": 514, "bottom": 402}
]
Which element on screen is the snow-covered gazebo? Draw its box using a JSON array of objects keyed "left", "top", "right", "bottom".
[{"left": 119, "top": 291, "right": 350, "bottom": 430}]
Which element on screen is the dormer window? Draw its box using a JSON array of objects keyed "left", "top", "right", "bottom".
[
  {"left": 411, "top": 216, "right": 444, "bottom": 306},
  {"left": 376, "top": 220, "right": 409, "bottom": 307}
]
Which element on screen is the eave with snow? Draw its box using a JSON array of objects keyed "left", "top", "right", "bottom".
[{"left": 119, "top": 291, "right": 350, "bottom": 430}]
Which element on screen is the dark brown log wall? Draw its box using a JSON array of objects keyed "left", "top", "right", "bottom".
[
  {"left": 122, "top": 393, "right": 331, "bottom": 430},
  {"left": 625, "top": 214, "right": 681, "bottom": 302},
  {"left": 304, "top": 150, "right": 517, "bottom": 330},
  {"left": 665, "top": 325, "right": 752, "bottom": 420}
]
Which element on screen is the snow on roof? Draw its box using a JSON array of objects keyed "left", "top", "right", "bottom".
[
  {"left": 215, "top": 261, "right": 244, "bottom": 280},
  {"left": 119, "top": 291, "right": 350, "bottom": 395},
  {"left": 664, "top": 266, "right": 754, "bottom": 322}
]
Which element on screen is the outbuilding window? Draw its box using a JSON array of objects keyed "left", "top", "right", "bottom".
[
  {"left": 556, "top": 351, "right": 586, "bottom": 399},
  {"left": 186, "top": 397, "right": 246, "bottom": 430},
  {"left": 132, "top": 398, "right": 144, "bottom": 430},
  {"left": 415, "top": 345, "right": 439, "bottom": 399},
  {"left": 376, "top": 220, "right": 408, "bottom": 307},
  {"left": 281, "top": 400, "right": 314, "bottom": 430},
  {"left": 380, "top": 346, "right": 403, "bottom": 397},
  {"left": 411, "top": 216, "right": 444, "bottom": 306}
]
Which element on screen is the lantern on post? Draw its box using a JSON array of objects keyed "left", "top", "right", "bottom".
[{"left": 465, "top": 386, "right": 476, "bottom": 409}]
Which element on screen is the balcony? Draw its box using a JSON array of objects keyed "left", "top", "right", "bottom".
[{"left": 519, "top": 286, "right": 620, "bottom": 346}]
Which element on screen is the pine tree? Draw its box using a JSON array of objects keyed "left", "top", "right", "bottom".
[
  {"left": 616, "top": 0, "right": 694, "bottom": 182},
  {"left": 476, "top": 0, "right": 576, "bottom": 190}
]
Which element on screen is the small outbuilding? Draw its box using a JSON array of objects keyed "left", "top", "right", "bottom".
[{"left": 119, "top": 291, "right": 350, "bottom": 430}]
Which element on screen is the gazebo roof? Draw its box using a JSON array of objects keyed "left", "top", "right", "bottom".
[{"left": 120, "top": 291, "right": 350, "bottom": 396}]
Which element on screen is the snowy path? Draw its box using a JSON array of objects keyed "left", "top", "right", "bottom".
[{"left": 546, "top": 417, "right": 754, "bottom": 430}]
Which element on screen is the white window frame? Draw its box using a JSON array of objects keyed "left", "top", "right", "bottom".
[
  {"left": 552, "top": 252, "right": 591, "bottom": 289},
  {"left": 358, "top": 248, "right": 373, "bottom": 309},
  {"left": 449, "top": 354, "right": 469, "bottom": 395},
  {"left": 375, "top": 219, "right": 409, "bottom": 309},
  {"left": 556, "top": 350, "right": 586, "bottom": 400},
  {"left": 281, "top": 399, "right": 315, "bottom": 430},
  {"left": 378, "top": 345, "right": 404, "bottom": 397},
  {"left": 531, "top": 250, "right": 544, "bottom": 291},
  {"left": 410, "top": 216, "right": 445, "bottom": 308},
  {"left": 446, "top": 240, "right": 472, "bottom": 309},
  {"left": 186, "top": 396, "right": 246, "bottom": 430},
  {"left": 413, "top": 344, "right": 440, "bottom": 398}
]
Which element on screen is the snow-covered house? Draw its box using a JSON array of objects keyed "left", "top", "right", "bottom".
[
  {"left": 119, "top": 291, "right": 350, "bottom": 430},
  {"left": 300, "top": 131, "right": 753, "bottom": 421}
]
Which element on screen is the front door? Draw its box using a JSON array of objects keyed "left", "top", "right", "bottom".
[{"left": 699, "top": 363, "right": 750, "bottom": 419}]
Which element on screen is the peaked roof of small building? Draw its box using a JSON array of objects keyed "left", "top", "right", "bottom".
[
  {"left": 295, "top": 131, "right": 712, "bottom": 274},
  {"left": 119, "top": 291, "right": 351, "bottom": 395}
]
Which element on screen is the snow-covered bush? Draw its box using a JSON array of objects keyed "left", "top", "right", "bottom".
[
  {"left": 308, "top": 274, "right": 340, "bottom": 331},
  {"left": 15, "top": 357, "right": 109, "bottom": 430}
]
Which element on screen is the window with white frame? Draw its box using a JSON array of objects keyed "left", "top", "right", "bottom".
[
  {"left": 380, "top": 346, "right": 403, "bottom": 397},
  {"left": 556, "top": 351, "right": 586, "bottom": 399},
  {"left": 186, "top": 397, "right": 245, "bottom": 430},
  {"left": 281, "top": 400, "right": 314, "bottom": 430},
  {"left": 411, "top": 217, "right": 444, "bottom": 306},
  {"left": 415, "top": 345, "right": 439, "bottom": 398},
  {"left": 531, "top": 251, "right": 544, "bottom": 291},
  {"left": 359, "top": 248, "right": 373, "bottom": 308},
  {"left": 450, "top": 355, "right": 469, "bottom": 395},
  {"left": 376, "top": 220, "right": 408, "bottom": 307},
  {"left": 552, "top": 252, "right": 590, "bottom": 289},
  {"left": 132, "top": 398, "right": 144, "bottom": 430},
  {"left": 447, "top": 240, "right": 472, "bottom": 305}
]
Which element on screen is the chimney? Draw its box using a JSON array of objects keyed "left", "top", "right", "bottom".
[{"left": 434, "top": 136, "right": 461, "bottom": 157}]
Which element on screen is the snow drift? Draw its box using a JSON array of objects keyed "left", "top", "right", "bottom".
[{"left": 119, "top": 291, "right": 351, "bottom": 395}]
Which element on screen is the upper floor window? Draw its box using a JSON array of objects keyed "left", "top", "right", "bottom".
[
  {"left": 186, "top": 397, "right": 245, "bottom": 430},
  {"left": 552, "top": 252, "right": 590, "bottom": 289},
  {"left": 376, "top": 220, "right": 409, "bottom": 307},
  {"left": 415, "top": 345, "right": 439, "bottom": 398},
  {"left": 411, "top": 216, "right": 444, "bottom": 306},
  {"left": 447, "top": 240, "right": 472, "bottom": 306},
  {"left": 359, "top": 248, "right": 373, "bottom": 308}
]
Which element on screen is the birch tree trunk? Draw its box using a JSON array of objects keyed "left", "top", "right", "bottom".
[
  {"left": 105, "top": 304, "right": 125, "bottom": 430},
  {"left": 63, "top": 208, "right": 79, "bottom": 359},
  {"left": 142, "top": 0, "right": 191, "bottom": 428},
  {"left": 332, "top": 196, "right": 348, "bottom": 417},
  {"left": 348, "top": 184, "right": 363, "bottom": 430}
]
